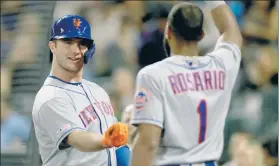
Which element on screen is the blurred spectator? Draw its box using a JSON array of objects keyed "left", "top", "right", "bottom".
[
  {"left": 244, "top": 46, "right": 278, "bottom": 88},
  {"left": 226, "top": 1, "right": 246, "bottom": 26},
  {"left": 101, "top": 14, "right": 139, "bottom": 76},
  {"left": 240, "top": 0, "right": 277, "bottom": 93},
  {"left": 1, "top": 3, "right": 54, "bottom": 166},
  {"left": 1, "top": 2, "right": 42, "bottom": 68},
  {"left": 1, "top": 66, "right": 12, "bottom": 96},
  {"left": 92, "top": 1, "right": 142, "bottom": 77},
  {"left": 111, "top": 67, "right": 135, "bottom": 116},
  {"left": 107, "top": 91, "right": 121, "bottom": 120},
  {"left": 52, "top": 1, "right": 98, "bottom": 21},
  {"left": 257, "top": 70, "right": 278, "bottom": 142},
  {"left": 222, "top": 46, "right": 278, "bottom": 161},
  {"left": 1, "top": 1, "right": 22, "bottom": 64},
  {"left": 1, "top": 100, "right": 31, "bottom": 152},
  {"left": 1, "top": 3, "right": 54, "bottom": 124},
  {"left": 262, "top": 139, "right": 278, "bottom": 166},
  {"left": 223, "top": 132, "right": 265, "bottom": 166},
  {"left": 122, "top": 1, "right": 145, "bottom": 25},
  {"left": 242, "top": 0, "right": 277, "bottom": 44},
  {"left": 6, "top": 13, "right": 40, "bottom": 67},
  {"left": 121, "top": 104, "right": 138, "bottom": 147},
  {"left": 1, "top": 93, "right": 31, "bottom": 152},
  {"left": 137, "top": 3, "right": 171, "bottom": 69},
  {"left": 1, "top": 65, "right": 31, "bottom": 153},
  {"left": 86, "top": 2, "right": 127, "bottom": 76}
]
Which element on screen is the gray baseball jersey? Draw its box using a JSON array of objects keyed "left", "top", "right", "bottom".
[
  {"left": 32, "top": 76, "right": 117, "bottom": 166},
  {"left": 131, "top": 42, "right": 241, "bottom": 165}
]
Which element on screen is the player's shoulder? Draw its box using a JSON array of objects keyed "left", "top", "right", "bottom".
[
  {"left": 34, "top": 76, "right": 77, "bottom": 102},
  {"left": 82, "top": 79, "right": 106, "bottom": 92},
  {"left": 32, "top": 85, "right": 72, "bottom": 117},
  {"left": 137, "top": 60, "right": 166, "bottom": 80},
  {"left": 34, "top": 85, "right": 71, "bottom": 107},
  {"left": 82, "top": 79, "right": 110, "bottom": 98},
  {"left": 209, "top": 41, "right": 241, "bottom": 57}
]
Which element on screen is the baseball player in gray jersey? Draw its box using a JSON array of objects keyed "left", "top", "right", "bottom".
[
  {"left": 32, "top": 15, "right": 129, "bottom": 166},
  {"left": 131, "top": 1, "right": 242, "bottom": 166}
]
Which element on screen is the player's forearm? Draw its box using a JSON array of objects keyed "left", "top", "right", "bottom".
[
  {"left": 206, "top": 1, "right": 242, "bottom": 47},
  {"left": 67, "top": 130, "right": 106, "bottom": 152}
]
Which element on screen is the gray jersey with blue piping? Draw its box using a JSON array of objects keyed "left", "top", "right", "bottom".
[
  {"left": 131, "top": 42, "right": 241, "bottom": 165},
  {"left": 32, "top": 76, "right": 117, "bottom": 166}
]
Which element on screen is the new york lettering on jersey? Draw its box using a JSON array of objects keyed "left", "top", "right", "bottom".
[
  {"left": 79, "top": 100, "right": 114, "bottom": 127},
  {"left": 33, "top": 77, "right": 117, "bottom": 166}
]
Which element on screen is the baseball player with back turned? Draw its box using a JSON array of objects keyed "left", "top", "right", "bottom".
[
  {"left": 131, "top": 1, "right": 242, "bottom": 166},
  {"left": 32, "top": 15, "right": 129, "bottom": 166}
]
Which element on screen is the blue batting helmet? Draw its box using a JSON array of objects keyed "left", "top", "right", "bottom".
[{"left": 49, "top": 15, "right": 95, "bottom": 64}]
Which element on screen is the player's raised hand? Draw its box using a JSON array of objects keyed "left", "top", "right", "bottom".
[{"left": 101, "top": 122, "right": 129, "bottom": 148}]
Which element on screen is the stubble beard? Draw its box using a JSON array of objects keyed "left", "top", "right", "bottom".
[{"left": 60, "top": 60, "right": 83, "bottom": 74}]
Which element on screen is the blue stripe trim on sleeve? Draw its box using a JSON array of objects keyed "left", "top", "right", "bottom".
[
  {"left": 131, "top": 118, "right": 163, "bottom": 124},
  {"left": 131, "top": 118, "right": 163, "bottom": 128}
]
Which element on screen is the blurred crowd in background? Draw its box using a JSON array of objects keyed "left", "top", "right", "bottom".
[{"left": 1, "top": 1, "right": 278, "bottom": 166}]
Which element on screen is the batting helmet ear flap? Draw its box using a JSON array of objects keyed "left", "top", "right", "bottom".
[{"left": 84, "top": 42, "right": 96, "bottom": 64}]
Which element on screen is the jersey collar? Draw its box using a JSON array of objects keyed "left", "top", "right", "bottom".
[
  {"left": 47, "top": 75, "right": 82, "bottom": 86},
  {"left": 43, "top": 76, "right": 85, "bottom": 94}
]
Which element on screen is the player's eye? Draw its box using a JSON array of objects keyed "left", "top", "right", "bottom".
[
  {"left": 61, "top": 39, "right": 74, "bottom": 45},
  {"left": 79, "top": 40, "right": 90, "bottom": 48},
  {"left": 80, "top": 41, "right": 87, "bottom": 47},
  {"left": 65, "top": 41, "right": 74, "bottom": 45}
]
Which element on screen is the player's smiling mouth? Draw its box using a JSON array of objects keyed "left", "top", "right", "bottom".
[{"left": 68, "top": 57, "right": 82, "bottom": 62}]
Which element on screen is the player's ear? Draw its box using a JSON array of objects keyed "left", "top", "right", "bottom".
[
  {"left": 164, "top": 22, "right": 170, "bottom": 40},
  {"left": 197, "top": 30, "right": 205, "bottom": 41},
  {"left": 49, "top": 41, "right": 56, "bottom": 54},
  {"left": 167, "top": 27, "right": 172, "bottom": 40}
]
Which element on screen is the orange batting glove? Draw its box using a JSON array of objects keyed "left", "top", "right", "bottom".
[{"left": 101, "top": 122, "right": 129, "bottom": 148}]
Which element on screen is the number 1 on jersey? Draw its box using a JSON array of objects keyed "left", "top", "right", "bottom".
[{"left": 197, "top": 99, "right": 207, "bottom": 144}]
